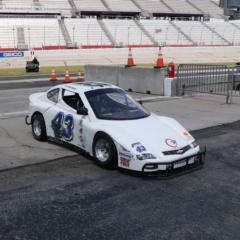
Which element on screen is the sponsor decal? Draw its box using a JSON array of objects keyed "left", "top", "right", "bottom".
[
  {"left": 52, "top": 112, "right": 74, "bottom": 141},
  {"left": 165, "top": 139, "right": 177, "bottom": 148},
  {"left": 0, "top": 51, "right": 24, "bottom": 58},
  {"left": 131, "top": 142, "right": 146, "bottom": 153},
  {"left": 119, "top": 151, "right": 132, "bottom": 159},
  {"left": 182, "top": 131, "right": 190, "bottom": 138},
  {"left": 120, "top": 157, "right": 130, "bottom": 167},
  {"left": 79, "top": 116, "right": 86, "bottom": 149}
]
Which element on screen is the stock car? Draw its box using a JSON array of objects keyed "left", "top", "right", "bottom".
[{"left": 25, "top": 82, "right": 205, "bottom": 174}]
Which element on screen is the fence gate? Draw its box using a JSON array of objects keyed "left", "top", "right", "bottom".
[{"left": 176, "top": 64, "right": 235, "bottom": 104}]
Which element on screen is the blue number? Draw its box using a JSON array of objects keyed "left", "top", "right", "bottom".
[
  {"left": 52, "top": 112, "right": 74, "bottom": 141},
  {"left": 52, "top": 112, "right": 64, "bottom": 139},
  {"left": 63, "top": 114, "right": 74, "bottom": 141}
]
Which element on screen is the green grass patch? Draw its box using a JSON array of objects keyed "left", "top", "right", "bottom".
[
  {"left": 0, "top": 65, "right": 84, "bottom": 77},
  {"left": 0, "top": 62, "right": 237, "bottom": 77}
]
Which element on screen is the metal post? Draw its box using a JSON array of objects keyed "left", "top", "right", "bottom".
[
  {"left": 211, "top": 28, "right": 215, "bottom": 45},
  {"left": 43, "top": 25, "right": 46, "bottom": 48},
  {"left": 127, "top": 27, "right": 130, "bottom": 46},
  {"left": 233, "top": 28, "right": 237, "bottom": 45},
  {"left": 165, "top": 27, "right": 169, "bottom": 45},
  {"left": 72, "top": 26, "right": 75, "bottom": 44},
  {"left": 28, "top": 26, "right": 31, "bottom": 49},
  {"left": 200, "top": 28, "right": 204, "bottom": 45},
  {"left": 12, "top": 27, "right": 15, "bottom": 49},
  {"left": 100, "top": 27, "right": 103, "bottom": 46},
  {"left": 140, "top": 30, "right": 142, "bottom": 45},
  {"left": 189, "top": 26, "right": 194, "bottom": 40},
  {"left": 87, "top": 24, "right": 89, "bottom": 46},
  {"left": 58, "top": 25, "right": 60, "bottom": 48},
  {"left": 114, "top": 25, "right": 118, "bottom": 46}
]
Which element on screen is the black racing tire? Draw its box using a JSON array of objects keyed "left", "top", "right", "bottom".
[
  {"left": 93, "top": 133, "right": 118, "bottom": 169},
  {"left": 31, "top": 113, "right": 47, "bottom": 141}
]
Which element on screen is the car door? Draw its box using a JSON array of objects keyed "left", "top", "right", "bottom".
[{"left": 44, "top": 88, "right": 90, "bottom": 150}]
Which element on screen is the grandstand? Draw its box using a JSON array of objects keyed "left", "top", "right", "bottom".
[{"left": 0, "top": 0, "right": 239, "bottom": 50}]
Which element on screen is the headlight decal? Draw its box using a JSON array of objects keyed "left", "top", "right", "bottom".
[{"left": 136, "top": 153, "right": 156, "bottom": 160}]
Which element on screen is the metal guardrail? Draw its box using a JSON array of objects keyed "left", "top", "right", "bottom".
[{"left": 176, "top": 64, "right": 240, "bottom": 104}]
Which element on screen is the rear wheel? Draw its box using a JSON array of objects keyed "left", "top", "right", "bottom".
[
  {"left": 31, "top": 113, "right": 47, "bottom": 141},
  {"left": 93, "top": 133, "right": 117, "bottom": 169}
]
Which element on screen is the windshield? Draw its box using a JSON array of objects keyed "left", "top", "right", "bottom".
[{"left": 85, "top": 88, "right": 150, "bottom": 120}]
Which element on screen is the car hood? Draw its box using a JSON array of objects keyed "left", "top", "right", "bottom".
[{"left": 97, "top": 114, "right": 194, "bottom": 156}]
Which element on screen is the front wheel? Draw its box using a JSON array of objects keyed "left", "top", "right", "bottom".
[
  {"left": 31, "top": 113, "right": 47, "bottom": 141},
  {"left": 93, "top": 133, "right": 118, "bottom": 169}
]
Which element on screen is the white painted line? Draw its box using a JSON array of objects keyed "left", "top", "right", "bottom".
[
  {"left": 0, "top": 78, "right": 49, "bottom": 84},
  {"left": 135, "top": 96, "right": 181, "bottom": 103},
  {"left": 0, "top": 111, "right": 28, "bottom": 119},
  {"left": 0, "top": 86, "right": 49, "bottom": 93}
]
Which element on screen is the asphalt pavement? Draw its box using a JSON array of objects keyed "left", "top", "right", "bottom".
[
  {"left": 0, "top": 121, "right": 240, "bottom": 240},
  {"left": 0, "top": 78, "right": 240, "bottom": 240}
]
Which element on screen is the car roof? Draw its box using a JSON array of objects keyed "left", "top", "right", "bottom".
[{"left": 53, "top": 82, "right": 120, "bottom": 93}]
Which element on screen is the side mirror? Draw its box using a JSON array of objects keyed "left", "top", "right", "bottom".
[{"left": 77, "top": 107, "right": 88, "bottom": 115}]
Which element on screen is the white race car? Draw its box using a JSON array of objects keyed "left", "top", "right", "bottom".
[{"left": 26, "top": 82, "right": 205, "bottom": 174}]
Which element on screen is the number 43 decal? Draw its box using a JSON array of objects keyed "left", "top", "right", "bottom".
[{"left": 51, "top": 112, "right": 74, "bottom": 141}]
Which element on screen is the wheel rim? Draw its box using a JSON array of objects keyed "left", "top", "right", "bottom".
[
  {"left": 95, "top": 138, "right": 110, "bottom": 162},
  {"left": 33, "top": 119, "right": 42, "bottom": 137}
]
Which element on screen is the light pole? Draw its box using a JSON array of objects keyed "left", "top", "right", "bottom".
[
  {"left": 211, "top": 28, "right": 215, "bottom": 45},
  {"left": 58, "top": 25, "right": 61, "bottom": 48},
  {"left": 140, "top": 30, "right": 143, "bottom": 45},
  {"left": 28, "top": 26, "right": 31, "bottom": 49},
  {"left": 127, "top": 26, "right": 131, "bottom": 46},
  {"left": 43, "top": 25, "right": 46, "bottom": 49},
  {"left": 177, "top": 31, "right": 180, "bottom": 44},
  {"left": 100, "top": 27, "right": 103, "bottom": 46},
  {"left": 189, "top": 26, "right": 194, "bottom": 40},
  {"left": 12, "top": 27, "right": 15, "bottom": 49},
  {"left": 72, "top": 26, "right": 75, "bottom": 44},
  {"left": 233, "top": 28, "right": 237, "bottom": 45},
  {"left": 114, "top": 25, "right": 118, "bottom": 46},
  {"left": 165, "top": 27, "right": 169, "bottom": 45},
  {"left": 155, "top": 28, "right": 162, "bottom": 46},
  {"left": 87, "top": 24, "right": 90, "bottom": 46},
  {"left": 200, "top": 28, "right": 204, "bottom": 45}
]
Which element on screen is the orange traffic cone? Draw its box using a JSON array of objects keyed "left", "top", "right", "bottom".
[
  {"left": 154, "top": 47, "right": 164, "bottom": 68},
  {"left": 64, "top": 68, "right": 71, "bottom": 83},
  {"left": 50, "top": 68, "right": 57, "bottom": 81},
  {"left": 77, "top": 70, "right": 84, "bottom": 82},
  {"left": 125, "top": 48, "right": 136, "bottom": 68}
]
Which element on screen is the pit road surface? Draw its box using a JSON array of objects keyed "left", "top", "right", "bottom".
[{"left": 0, "top": 122, "right": 240, "bottom": 240}]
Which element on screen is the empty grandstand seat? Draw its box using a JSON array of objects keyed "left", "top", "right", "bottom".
[
  {"left": 190, "top": 0, "right": 224, "bottom": 19},
  {"left": 103, "top": 19, "right": 153, "bottom": 46},
  {"left": 73, "top": 0, "right": 107, "bottom": 11},
  {"left": 140, "top": 19, "right": 190, "bottom": 45},
  {"left": 0, "top": 18, "right": 65, "bottom": 49},
  {"left": 65, "top": 18, "right": 111, "bottom": 46},
  {"left": 167, "top": 0, "right": 200, "bottom": 14},
  {"left": 134, "top": 0, "right": 172, "bottom": 13},
  {"left": 105, "top": 0, "right": 139, "bottom": 12}
]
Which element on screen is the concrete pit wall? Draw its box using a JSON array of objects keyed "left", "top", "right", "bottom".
[{"left": 84, "top": 65, "right": 168, "bottom": 95}]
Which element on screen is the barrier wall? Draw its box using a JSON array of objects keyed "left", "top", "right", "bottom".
[{"left": 84, "top": 65, "right": 168, "bottom": 95}]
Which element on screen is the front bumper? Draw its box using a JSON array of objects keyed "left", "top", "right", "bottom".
[{"left": 142, "top": 150, "right": 206, "bottom": 175}]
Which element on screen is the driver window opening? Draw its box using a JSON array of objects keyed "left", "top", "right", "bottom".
[{"left": 62, "top": 89, "right": 84, "bottom": 110}]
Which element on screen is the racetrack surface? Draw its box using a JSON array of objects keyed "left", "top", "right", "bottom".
[{"left": 0, "top": 122, "right": 239, "bottom": 240}]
